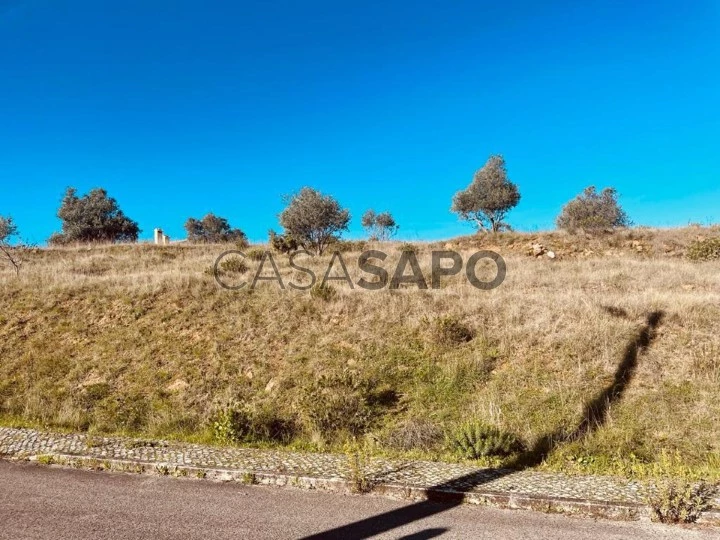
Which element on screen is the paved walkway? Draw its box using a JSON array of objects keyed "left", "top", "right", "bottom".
[{"left": 0, "top": 427, "right": 717, "bottom": 524}]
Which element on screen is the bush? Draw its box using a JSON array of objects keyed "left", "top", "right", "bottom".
[
  {"left": 686, "top": 237, "right": 720, "bottom": 262},
  {"left": 310, "top": 282, "right": 337, "bottom": 302},
  {"left": 645, "top": 479, "right": 717, "bottom": 523},
  {"left": 449, "top": 422, "right": 523, "bottom": 459},
  {"left": 384, "top": 418, "right": 443, "bottom": 452},
  {"left": 211, "top": 401, "right": 297, "bottom": 444},
  {"left": 556, "top": 186, "right": 630, "bottom": 233},
  {"left": 246, "top": 248, "right": 266, "bottom": 261},
  {"left": 185, "top": 213, "right": 247, "bottom": 244},
  {"left": 297, "top": 372, "right": 378, "bottom": 440},
  {"left": 398, "top": 242, "right": 417, "bottom": 253},
  {"left": 430, "top": 316, "right": 474, "bottom": 346},
  {"left": 220, "top": 257, "right": 248, "bottom": 274},
  {"left": 268, "top": 230, "right": 298, "bottom": 254}
]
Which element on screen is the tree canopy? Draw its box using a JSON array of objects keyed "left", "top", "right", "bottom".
[
  {"left": 361, "top": 209, "right": 399, "bottom": 241},
  {"left": 451, "top": 155, "right": 520, "bottom": 232},
  {"left": 184, "top": 213, "right": 248, "bottom": 244},
  {"left": 278, "top": 187, "right": 350, "bottom": 255},
  {"left": 49, "top": 187, "right": 140, "bottom": 245}
]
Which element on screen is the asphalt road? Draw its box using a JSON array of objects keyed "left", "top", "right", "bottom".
[{"left": 0, "top": 461, "right": 717, "bottom": 540}]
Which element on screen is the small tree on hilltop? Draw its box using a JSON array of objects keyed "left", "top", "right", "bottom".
[
  {"left": 278, "top": 187, "right": 350, "bottom": 255},
  {"left": 361, "top": 209, "right": 399, "bottom": 241},
  {"left": 49, "top": 187, "right": 140, "bottom": 245},
  {"left": 451, "top": 155, "right": 520, "bottom": 233},
  {"left": 0, "top": 216, "right": 31, "bottom": 276},
  {"left": 556, "top": 186, "right": 631, "bottom": 233},
  {"left": 185, "top": 213, "right": 248, "bottom": 245}
]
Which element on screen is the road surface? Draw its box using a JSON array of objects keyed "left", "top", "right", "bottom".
[{"left": 0, "top": 461, "right": 716, "bottom": 539}]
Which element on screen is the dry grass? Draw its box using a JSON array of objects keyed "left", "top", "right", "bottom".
[{"left": 1, "top": 227, "right": 719, "bottom": 479}]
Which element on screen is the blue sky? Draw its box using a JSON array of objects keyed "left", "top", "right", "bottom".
[{"left": 1, "top": 0, "right": 719, "bottom": 244}]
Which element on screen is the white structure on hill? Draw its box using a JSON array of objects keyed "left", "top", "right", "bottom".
[{"left": 153, "top": 228, "right": 171, "bottom": 245}]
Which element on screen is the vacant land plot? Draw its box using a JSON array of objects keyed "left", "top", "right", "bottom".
[{"left": 1, "top": 227, "right": 718, "bottom": 479}]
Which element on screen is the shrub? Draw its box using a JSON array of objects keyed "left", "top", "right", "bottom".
[
  {"left": 327, "top": 239, "right": 367, "bottom": 253},
  {"left": 310, "top": 282, "right": 337, "bottom": 302},
  {"left": 49, "top": 187, "right": 140, "bottom": 244},
  {"left": 211, "top": 401, "right": 296, "bottom": 444},
  {"left": 384, "top": 418, "right": 443, "bottom": 452},
  {"left": 449, "top": 422, "right": 523, "bottom": 459},
  {"left": 279, "top": 187, "right": 350, "bottom": 255},
  {"left": 398, "top": 242, "right": 417, "bottom": 253},
  {"left": 556, "top": 186, "right": 630, "bottom": 233},
  {"left": 246, "top": 248, "right": 266, "bottom": 261},
  {"left": 451, "top": 155, "right": 520, "bottom": 233},
  {"left": 297, "top": 372, "right": 377, "bottom": 439},
  {"left": 185, "top": 213, "right": 247, "bottom": 244},
  {"left": 268, "top": 230, "right": 298, "bottom": 254},
  {"left": 430, "top": 316, "right": 474, "bottom": 346},
  {"left": 645, "top": 479, "right": 717, "bottom": 523},
  {"left": 686, "top": 237, "right": 720, "bottom": 262},
  {"left": 220, "top": 257, "right": 248, "bottom": 274}
]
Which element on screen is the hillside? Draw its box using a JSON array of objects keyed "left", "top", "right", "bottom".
[{"left": 1, "top": 226, "right": 719, "bottom": 479}]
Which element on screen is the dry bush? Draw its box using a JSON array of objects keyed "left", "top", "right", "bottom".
[{"left": 384, "top": 418, "right": 443, "bottom": 452}]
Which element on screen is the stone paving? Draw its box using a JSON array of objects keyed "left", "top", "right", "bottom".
[{"left": 0, "top": 427, "right": 647, "bottom": 503}]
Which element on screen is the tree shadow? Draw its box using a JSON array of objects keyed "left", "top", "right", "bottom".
[{"left": 300, "top": 311, "right": 664, "bottom": 539}]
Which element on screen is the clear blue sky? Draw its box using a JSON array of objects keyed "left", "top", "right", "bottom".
[{"left": 2, "top": 0, "right": 719, "bottom": 244}]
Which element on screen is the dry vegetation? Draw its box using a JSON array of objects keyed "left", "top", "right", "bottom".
[{"left": 1, "top": 226, "right": 719, "bottom": 480}]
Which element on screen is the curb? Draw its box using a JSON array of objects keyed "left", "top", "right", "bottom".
[{"left": 4, "top": 451, "right": 719, "bottom": 526}]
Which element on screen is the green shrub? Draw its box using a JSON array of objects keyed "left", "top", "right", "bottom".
[
  {"left": 212, "top": 402, "right": 251, "bottom": 444},
  {"left": 310, "top": 282, "right": 337, "bottom": 302},
  {"left": 644, "top": 479, "right": 717, "bottom": 523},
  {"left": 268, "top": 230, "right": 298, "bottom": 254},
  {"left": 211, "top": 401, "right": 297, "bottom": 444},
  {"left": 686, "top": 238, "right": 720, "bottom": 262},
  {"left": 430, "top": 316, "right": 474, "bottom": 346},
  {"left": 246, "top": 248, "right": 266, "bottom": 261},
  {"left": 220, "top": 257, "right": 248, "bottom": 274},
  {"left": 449, "top": 421, "right": 523, "bottom": 459},
  {"left": 297, "top": 372, "right": 378, "bottom": 439}
]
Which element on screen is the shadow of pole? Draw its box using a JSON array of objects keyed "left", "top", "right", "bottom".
[{"left": 301, "top": 311, "right": 664, "bottom": 540}]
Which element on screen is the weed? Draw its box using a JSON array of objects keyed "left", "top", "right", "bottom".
[
  {"left": 687, "top": 237, "right": 720, "bottom": 261},
  {"left": 449, "top": 421, "right": 524, "bottom": 459},
  {"left": 644, "top": 479, "right": 717, "bottom": 523},
  {"left": 430, "top": 316, "right": 474, "bottom": 346},
  {"left": 310, "top": 282, "right": 337, "bottom": 302}
]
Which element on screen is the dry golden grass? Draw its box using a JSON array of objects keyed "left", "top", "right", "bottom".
[{"left": 1, "top": 226, "right": 719, "bottom": 478}]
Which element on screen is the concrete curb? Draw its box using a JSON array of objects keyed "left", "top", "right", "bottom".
[{"left": 4, "top": 451, "right": 718, "bottom": 526}]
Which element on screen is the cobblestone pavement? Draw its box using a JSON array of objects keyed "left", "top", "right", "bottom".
[{"left": 0, "top": 427, "right": 717, "bottom": 514}]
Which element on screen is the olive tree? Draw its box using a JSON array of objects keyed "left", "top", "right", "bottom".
[
  {"left": 278, "top": 187, "right": 350, "bottom": 255},
  {"left": 361, "top": 209, "right": 399, "bottom": 241},
  {"left": 49, "top": 187, "right": 140, "bottom": 244},
  {"left": 556, "top": 186, "right": 630, "bottom": 233},
  {"left": 185, "top": 213, "right": 247, "bottom": 245},
  {"left": 451, "top": 155, "right": 520, "bottom": 232},
  {"left": 0, "top": 216, "right": 30, "bottom": 276}
]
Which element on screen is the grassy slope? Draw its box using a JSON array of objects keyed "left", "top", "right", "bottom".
[{"left": 1, "top": 227, "right": 719, "bottom": 478}]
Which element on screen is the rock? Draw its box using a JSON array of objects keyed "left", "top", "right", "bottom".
[
  {"left": 546, "top": 251, "right": 556, "bottom": 259},
  {"left": 264, "top": 378, "right": 278, "bottom": 393},
  {"left": 531, "top": 243, "right": 545, "bottom": 256}
]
